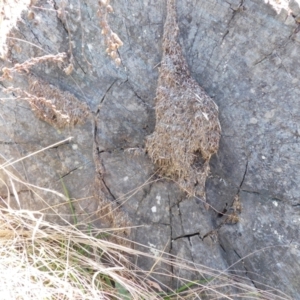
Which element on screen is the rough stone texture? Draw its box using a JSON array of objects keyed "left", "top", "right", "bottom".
[{"left": 1, "top": 0, "right": 300, "bottom": 298}]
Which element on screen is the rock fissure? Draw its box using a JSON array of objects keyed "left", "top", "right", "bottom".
[
  {"left": 59, "top": 167, "right": 81, "bottom": 179},
  {"left": 116, "top": 49, "right": 124, "bottom": 67},
  {"left": 217, "top": 0, "right": 245, "bottom": 47},
  {"left": 82, "top": 0, "right": 92, "bottom": 20},
  {"left": 126, "top": 79, "right": 153, "bottom": 109},
  {"left": 72, "top": 55, "right": 87, "bottom": 75},
  {"left": 280, "top": 59, "right": 293, "bottom": 79},
  {"left": 218, "top": 242, "right": 226, "bottom": 253},
  {"left": 221, "top": 30, "right": 230, "bottom": 44},
  {"left": 0, "top": 141, "right": 23, "bottom": 145},
  {"left": 205, "top": 43, "right": 219, "bottom": 72},
  {"left": 104, "top": 189, "right": 121, "bottom": 211},
  {"left": 204, "top": 194, "right": 242, "bottom": 239},
  {"left": 97, "top": 79, "right": 117, "bottom": 111},
  {"left": 227, "top": 0, "right": 245, "bottom": 26},
  {"left": 133, "top": 176, "right": 155, "bottom": 214},
  {"left": 241, "top": 189, "right": 287, "bottom": 203},
  {"left": 205, "top": 160, "right": 247, "bottom": 235},
  {"left": 240, "top": 189, "right": 260, "bottom": 195},
  {"left": 239, "top": 160, "right": 248, "bottom": 190},
  {"left": 218, "top": 159, "right": 248, "bottom": 222},
  {"left": 254, "top": 31, "right": 295, "bottom": 67},
  {"left": 233, "top": 249, "right": 258, "bottom": 289},
  {"left": 173, "top": 231, "right": 200, "bottom": 241},
  {"left": 91, "top": 114, "right": 130, "bottom": 234},
  {"left": 29, "top": 29, "right": 42, "bottom": 46},
  {"left": 46, "top": 141, "right": 71, "bottom": 150},
  {"left": 157, "top": 222, "right": 171, "bottom": 226},
  {"left": 168, "top": 194, "right": 173, "bottom": 249},
  {"left": 254, "top": 51, "right": 277, "bottom": 66},
  {"left": 100, "top": 176, "right": 118, "bottom": 203},
  {"left": 188, "top": 22, "right": 200, "bottom": 53},
  {"left": 177, "top": 203, "right": 185, "bottom": 237},
  {"left": 121, "top": 18, "right": 132, "bottom": 50},
  {"left": 53, "top": 0, "right": 71, "bottom": 42},
  {"left": 5, "top": 189, "right": 30, "bottom": 198}
]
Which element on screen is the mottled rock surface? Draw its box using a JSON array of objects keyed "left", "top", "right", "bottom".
[{"left": 1, "top": 0, "right": 300, "bottom": 298}]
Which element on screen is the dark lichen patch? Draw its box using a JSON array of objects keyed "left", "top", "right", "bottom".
[{"left": 145, "top": 0, "right": 221, "bottom": 200}]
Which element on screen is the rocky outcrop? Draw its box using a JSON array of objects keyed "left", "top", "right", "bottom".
[{"left": 0, "top": 0, "right": 300, "bottom": 298}]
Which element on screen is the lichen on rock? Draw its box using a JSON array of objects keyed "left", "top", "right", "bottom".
[{"left": 145, "top": 0, "right": 221, "bottom": 200}]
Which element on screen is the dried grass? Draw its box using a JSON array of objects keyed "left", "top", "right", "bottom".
[
  {"left": 3, "top": 75, "right": 90, "bottom": 129},
  {"left": 0, "top": 145, "right": 290, "bottom": 300},
  {"left": 27, "top": 75, "right": 90, "bottom": 128},
  {"left": 146, "top": 0, "right": 221, "bottom": 200},
  {"left": 0, "top": 207, "right": 150, "bottom": 300},
  {"left": 0, "top": 200, "right": 290, "bottom": 300}
]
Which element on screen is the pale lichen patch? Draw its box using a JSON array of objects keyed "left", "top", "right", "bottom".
[
  {"left": 156, "top": 195, "right": 161, "bottom": 204},
  {"left": 250, "top": 117, "right": 258, "bottom": 124}
]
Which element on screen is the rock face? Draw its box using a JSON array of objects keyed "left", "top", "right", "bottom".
[{"left": 1, "top": 0, "right": 300, "bottom": 298}]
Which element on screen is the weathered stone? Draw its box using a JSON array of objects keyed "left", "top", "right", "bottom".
[
  {"left": 1, "top": 0, "right": 300, "bottom": 298},
  {"left": 289, "top": 0, "right": 300, "bottom": 16}
]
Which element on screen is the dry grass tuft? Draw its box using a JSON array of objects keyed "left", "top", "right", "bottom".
[
  {"left": 146, "top": 0, "right": 221, "bottom": 201},
  {"left": 0, "top": 206, "right": 290, "bottom": 300},
  {"left": 0, "top": 147, "right": 290, "bottom": 300},
  {"left": 0, "top": 207, "right": 150, "bottom": 300},
  {"left": 4, "top": 75, "right": 90, "bottom": 129},
  {"left": 27, "top": 75, "right": 90, "bottom": 128}
]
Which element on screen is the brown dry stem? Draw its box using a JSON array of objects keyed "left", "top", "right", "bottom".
[
  {"left": 98, "top": 0, "right": 123, "bottom": 66},
  {"left": 5, "top": 75, "right": 90, "bottom": 129},
  {"left": 0, "top": 52, "right": 67, "bottom": 81},
  {"left": 28, "top": 76, "right": 90, "bottom": 128}
]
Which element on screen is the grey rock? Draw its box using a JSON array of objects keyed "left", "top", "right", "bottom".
[
  {"left": 289, "top": 0, "right": 300, "bottom": 16},
  {"left": 0, "top": 0, "right": 300, "bottom": 298}
]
